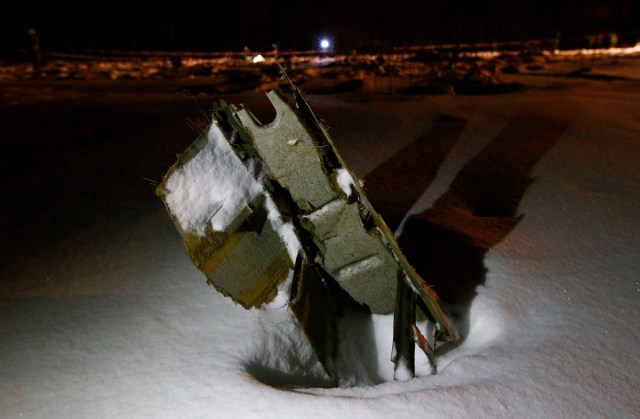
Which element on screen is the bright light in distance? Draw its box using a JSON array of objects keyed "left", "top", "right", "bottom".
[
  {"left": 320, "top": 39, "right": 330, "bottom": 49},
  {"left": 252, "top": 54, "right": 265, "bottom": 63}
]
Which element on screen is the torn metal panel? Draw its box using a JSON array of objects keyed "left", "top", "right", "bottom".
[
  {"left": 230, "top": 91, "right": 403, "bottom": 315},
  {"left": 235, "top": 92, "right": 339, "bottom": 212},
  {"left": 312, "top": 199, "right": 398, "bottom": 313},
  {"left": 289, "top": 254, "right": 338, "bottom": 382},
  {"left": 157, "top": 81, "right": 459, "bottom": 382},
  {"left": 157, "top": 125, "right": 293, "bottom": 310}
]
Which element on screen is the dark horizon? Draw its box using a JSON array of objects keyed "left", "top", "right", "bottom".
[{"left": 1, "top": 0, "right": 639, "bottom": 55}]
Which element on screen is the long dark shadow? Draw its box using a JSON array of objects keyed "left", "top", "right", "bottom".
[
  {"left": 397, "top": 112, "right": 569, "bottom": 338},
  {"left": 364, "top": 115, "right": 468, "bottom": 231}
]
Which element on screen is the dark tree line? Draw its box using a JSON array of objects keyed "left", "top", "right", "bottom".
[{"left": 0, "top": 0, "right": 637, "bottom": 54}]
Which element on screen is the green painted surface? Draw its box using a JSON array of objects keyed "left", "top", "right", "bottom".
[{"left": 235, "top": 91, "right": 337, "bottom": 211}]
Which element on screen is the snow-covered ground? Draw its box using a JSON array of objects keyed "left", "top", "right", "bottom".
[{"left": 1, "top": 53, "right": 639, "bottom": 418}]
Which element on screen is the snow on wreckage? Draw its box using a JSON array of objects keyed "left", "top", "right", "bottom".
[{"left": 156, "top": 73, "right": 459, "bottom": 386}]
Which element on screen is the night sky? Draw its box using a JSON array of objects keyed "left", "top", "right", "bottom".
[{"left": 1, "top": 0, "right": 638, "bottom": 54}]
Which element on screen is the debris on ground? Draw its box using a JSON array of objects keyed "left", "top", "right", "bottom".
[{"left": 156, "top": 73, "right": 459, "bottom": 383}]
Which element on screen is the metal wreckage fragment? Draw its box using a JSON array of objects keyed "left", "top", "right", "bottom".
[{"left": 157, "top": 79, "right": 459, "bottom": 384}]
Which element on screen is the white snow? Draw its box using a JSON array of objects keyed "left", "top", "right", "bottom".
[
  {"left": 335, "top": 168, "right": 355, "bottom": 197},
  {"left": 1, "top": 55, "right": 640, "bottom": 418},
  {"left": 334, "top": 255, "right": 385, "bottom": 279},
  {"left": 263, "top": 194, "right": 301, "bottom": 262},
  {"left": 164, "top": 122, "right": 264, "bottom": 235},
  {"left": 302, "top": 199, "right": 344, "bottom": 224},
  {"left": 393, "top": 359, "right": 414, "bottom": 382}
]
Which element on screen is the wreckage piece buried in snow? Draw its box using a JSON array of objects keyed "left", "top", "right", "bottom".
[{"left": 157, "top": 84, "right": 459, "bottom": 383}]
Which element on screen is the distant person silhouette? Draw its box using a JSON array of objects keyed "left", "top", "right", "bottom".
[{"left": 27, "top": 28, "right": 43, "bottom": 77}]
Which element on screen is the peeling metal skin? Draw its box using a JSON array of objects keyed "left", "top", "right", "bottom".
[
  {"left": 232, "top": 90, "right": 402, "bottom": 315},
  {"left": 157, "top": 83, "right": 459, "bottom": 382}
]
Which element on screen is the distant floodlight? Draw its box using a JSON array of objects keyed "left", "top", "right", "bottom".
[
  {"left": 252, "top": 54, "right": 265, "bottom": 63},
  {"left": 320, "top": 39, "right": 330, "bottom": 50}
]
